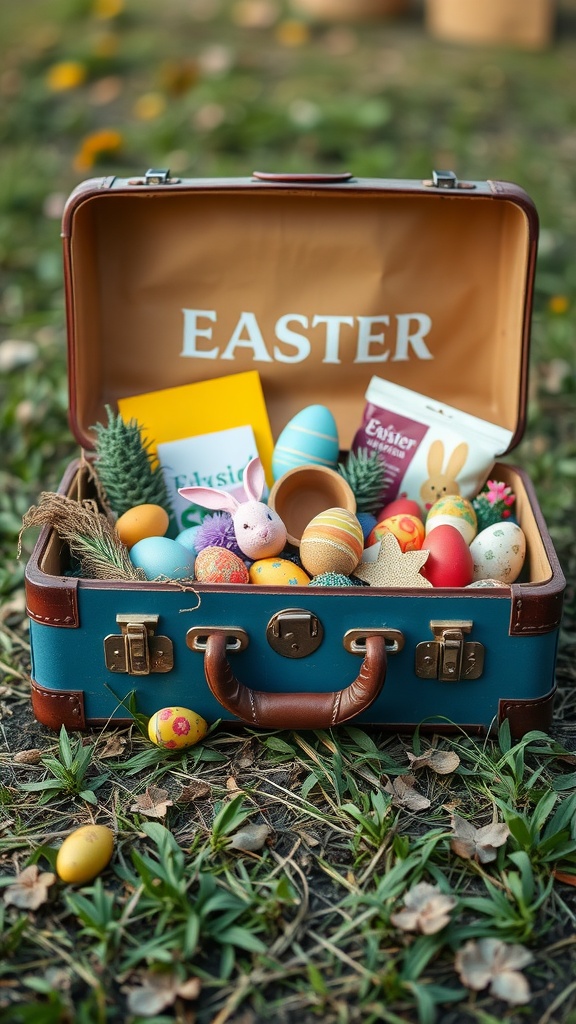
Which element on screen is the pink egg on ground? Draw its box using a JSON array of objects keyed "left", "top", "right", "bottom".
[
  {"left": 377, "top": 497, "right": 423, "bottom": 522},
  {"left": 367, "top": 514, "right": 425, "bottom": 552},
  {"left": 420, "top": 524, "right": 474, "bottom": 587}
]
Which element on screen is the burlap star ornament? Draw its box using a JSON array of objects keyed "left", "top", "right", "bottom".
[{"left": 354, "top": 532, "right": 432, "bottom": 588}]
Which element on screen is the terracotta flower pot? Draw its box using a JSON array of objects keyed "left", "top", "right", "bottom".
[
  {"left": 425, "top": 0, "right": 556, "bottom": 50},
  {"left": 291, "top": 0, "right": 409, "bottom": 21}
]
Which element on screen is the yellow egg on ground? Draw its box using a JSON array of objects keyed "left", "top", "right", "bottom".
[
  {"left": 148, "top": 706, "right": 208, "bottom": 749},
  {"left": 56, "top": 824, "right": 114, "bottom": 884},
  {"left": 249, "top": 557, "right": 311, "bottom": 586},
  {"left": 115, "top": 503, "right": 170, "bottom": 549}
]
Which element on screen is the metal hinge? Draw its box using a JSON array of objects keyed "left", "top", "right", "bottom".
[
  {"left": 104, "top": 614, "right": 174, "bottom": 675},
  {"left": 415, "top": 621, "right": 484, "bottom": 682},
  {"left": 145, "top": 168, "right": 171, "bottom": 185}
]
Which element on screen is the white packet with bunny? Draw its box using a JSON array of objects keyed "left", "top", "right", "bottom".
[{"left": 351, "top": 377, "right": 513, "bottom": 512}]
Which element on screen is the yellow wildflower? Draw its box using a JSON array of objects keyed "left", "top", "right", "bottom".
[
  {"left": 93, "top": 0, "right": 124, "bottom": 19},
  {"left": 133, "top": 93, "right": 167, "bottom": 121},
  {"left": 275, "top": 19, "right": 310, "bottom": 46},
  {"left": 73, "top": 129, "right": 123, "bottom": 172},
  {"left": 548, "top": 295, "right": 569, "bottom": 315},
  {"left": 46, "top": 61, "right": 87, "bottom": 92}
]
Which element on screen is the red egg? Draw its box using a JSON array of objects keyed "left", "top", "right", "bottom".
[
  {"left": 420, "top": 524, "right": 474, "bottom": 587},
  {"left": 377, "top": 497, "right": 423, "bottom": 522}
]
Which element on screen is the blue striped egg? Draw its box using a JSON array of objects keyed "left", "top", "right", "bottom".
[{"left": 272, "top": 405, "right": 339, "bottom": 481}]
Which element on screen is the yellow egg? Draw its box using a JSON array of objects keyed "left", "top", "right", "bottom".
[
  {"left": 56, "top": 824, "right": 114, "bottom": 884},
  {"left": 148, "top": 706, "right": 208, "bottom": 749},
  {"left": 115, "top": 503, "right": 170, "bottom": 549},
  {"left": 249, "top": 557, "right": 311, "bottom": 586}
]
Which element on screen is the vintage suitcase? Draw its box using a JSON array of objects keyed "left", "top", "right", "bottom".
[{"left": 24, "top": 169, "right": 566, "bottom": 738}]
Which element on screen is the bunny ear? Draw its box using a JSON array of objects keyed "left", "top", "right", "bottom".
[
  {"left": 178, "top": 486, "right": 239, "bottom": 515},
  {"left": 241, "top": 457, "right": 265, "bottom": 502},
  {"left": 426, "top": 440, "right": 445, "bottom": 476},
  {"left": 445, "top": 442, "right": 469, "bottom": 480}
]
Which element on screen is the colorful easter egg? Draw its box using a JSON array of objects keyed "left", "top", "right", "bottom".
[
  {"left": 299, "top": 507, "right": 364, "bottom": 577},
  {"left": 377, "top": 497, "right": 423, "bottom": 522},
  {"left": 420, "top": 524, "right": 474, "bottom": 587},
  {"left": 249, "top": 557, "right": 310, "bottom": 586},
  {"left": 130, "top": 536, "right": 196, "bottom": 581},
  {"left": 272, "top": 405, "right": 339, "bottom": 480},
  {"left": 356, "top": 511, "right": 378, "bottom": 540},
  {"left": 367, "top": 514, "right": 425, "bottom": 552},
  {"left": 115, "top": 504, "right": 170, "bottom": 549},
  {"left": 148, "top": 706, "right": 208, "bottom": 749},
  {"left": 426, "top": 494, "right": 477, "bottom": 544},
  {"left": 469, "top": 522, "right": 526, "bottom": 583},
  {"left": 194, "top": 546, "right": 249, "bottom": 583},
  {"left": 56, "top": 825, "right": 114, "bottom": 885}
]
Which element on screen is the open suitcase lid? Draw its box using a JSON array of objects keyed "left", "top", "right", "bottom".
[{"left": 62, "top": 170, "right": 538, "bottom": 455}]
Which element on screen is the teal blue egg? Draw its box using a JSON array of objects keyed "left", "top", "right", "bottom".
[
  {"left": 272, "top": 405, "right": 339, "bottom": 480},
  {"left": 176, "top": 526, "right": 201, "bottom": 552},
  {"left": 130, "top": 537, "right": 196, "bottom": 581}
]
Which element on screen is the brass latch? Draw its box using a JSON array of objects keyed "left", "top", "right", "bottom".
[
  {"left": 266, "top": 609, "right": 324, "bottom": 658},
  {"left": 415, "top": 621, "right": 484, "bottom": 682},
  {"left": 104, "top": 615, "right": 174, "bottom": 675}
]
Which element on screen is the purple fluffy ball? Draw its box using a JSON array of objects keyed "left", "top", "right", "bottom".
[{"left": 194, "top": 512, "right": 242, "bottom": 556}]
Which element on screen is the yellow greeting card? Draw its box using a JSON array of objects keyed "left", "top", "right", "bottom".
[{"left": 118, "top": 370, "right": 274, "bottom": 484}]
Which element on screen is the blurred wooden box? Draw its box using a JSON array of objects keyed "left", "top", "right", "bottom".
[{"left": 425, "top": 0, "right": 556, "bottom": 50}]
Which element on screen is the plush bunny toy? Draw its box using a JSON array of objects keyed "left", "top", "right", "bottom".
[{"left": 179, "top": 457, "right": 287, "bottom": 560}]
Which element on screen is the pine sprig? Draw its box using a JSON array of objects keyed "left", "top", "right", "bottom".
[
  {"left": 19, "top": 493, "right": 146, "bottom": 581},
  {"left": 338, "top": 448, "right": 393, "bottom": 515},
  {"left": 92, "top": 406, "right": 171, "bottom": 519}
]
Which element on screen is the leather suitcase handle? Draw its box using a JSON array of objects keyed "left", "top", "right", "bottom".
[{"left": 203, "top": 632, "right": 387, "bottom": 729}]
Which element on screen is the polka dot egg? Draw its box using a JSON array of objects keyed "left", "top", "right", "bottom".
[
  {"left": 249, "top": 557, "right": 310, "bottom": 586},
  {"left": 300, "top": 507, "right": 364, "bottom": 577},
  {"left": 426, "top": 494, "right": 477, "bottom": 544},
  {"left": 194, "top": 546, "right": 249, "bottom": 583},
  {"left": 367, "top": 513, "right": 425, "bottom": 552},
  {"left": 148, "top": 706, "right": 208, "bottom": 749}
]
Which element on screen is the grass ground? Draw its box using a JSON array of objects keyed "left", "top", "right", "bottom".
[{"left": 1, "top": 1, "right": 576, "bottom": 1022}]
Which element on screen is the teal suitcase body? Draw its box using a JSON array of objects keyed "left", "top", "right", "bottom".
[{"left": 25, "top": 171, "right": 566, "bottom": 737}]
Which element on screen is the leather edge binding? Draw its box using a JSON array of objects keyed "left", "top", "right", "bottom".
[
  {"left": 499, "top": 687, "right": 556, "bottom": 739},
  {"left": 31, "top": 680, "right": 86, "bottom": 730}
]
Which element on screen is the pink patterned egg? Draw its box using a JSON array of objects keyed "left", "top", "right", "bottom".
[
  {"left": 194, "top": 546, "right": 249, "bottom": 583},
  {"left": 367, "top": 514, "right": 425, "bottom": 552},
  {"left": 299, "top": 507, "right": 363, "bottom": 577}
]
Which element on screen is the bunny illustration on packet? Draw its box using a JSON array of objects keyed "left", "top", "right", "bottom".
[{"left": 351, "top": 377, "right": 513, "bottom": 510}]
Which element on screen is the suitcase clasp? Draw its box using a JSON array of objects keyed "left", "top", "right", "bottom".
[
  {"left": 415, "top": 621, "right": 484, "bottom": 682},
  {"left": 104, "top": 614, "right": 174, "bottom": 675}
]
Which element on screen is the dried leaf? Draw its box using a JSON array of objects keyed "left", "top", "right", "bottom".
[
  {"left": 552, "top": 869, "right": 576, "bottom": 887},
  {"left": 179, "top": 780, "right": 211, "bottom": 802},
  {"left": 391, "top": 882, "right": 457, "bottom": 935},
  {"left": 407, "top": 749, "right": 460, "bottom": 774},
  {"left": 455, "top": 938, "right": 532, "bottom": 1005},
  {"left": 3, "top": 865, "right": 57, "bottom": 910},
  {"left": 13, "top": 749, "right": 43, "bottom": 765},
  {"left": 450, "top": 812, "right": 509, "bottom": 863},
  {"left": 226, "top": 776, "right": 241, "bottom": 793},
  {"left": 384, "top": 774, "right": 431, "bottom": 811},
  {"left": 126, "top": 971, "right": 201, "bottom": 1016},
  {"left": 228, "top": 823, "right": 271, "bottom": 852},
  {"left": 130, "top": 786, "right": 173, "bottom": 819},
  {"left": 98, "top": 734, "right": 126, "bottom": 758}
]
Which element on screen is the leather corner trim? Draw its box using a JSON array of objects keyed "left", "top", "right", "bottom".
[
  {"left": 25, "top": 566, "right": 79, "bottom": 628},
  {"left": 498, "top": 688, "right": 556, "bottom": 739},
  {"left": 31, "top": 680, "right": 86, "bottom": 731}
]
